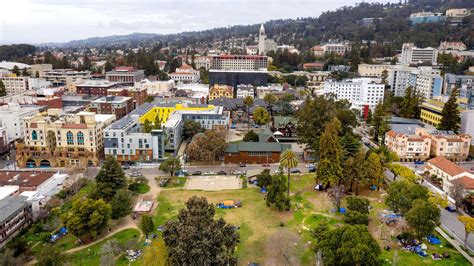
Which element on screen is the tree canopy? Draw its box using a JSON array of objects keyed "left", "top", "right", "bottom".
[
  {"left": 438, "top": 87, "right": 461, "bottom": 132},
  {"left": 162, "top": 196, "right": 239, "bottom": 265},
  {"left": 313, "top": 224, "right": 380, "bottom": 266},
  {"left": 159, "top": 156, "right": 182, "bottom": 176},
  {"left": 94, "top": 156, "right": 127, "bottom": 201},
  {"left": 243, "top": 130, "right": 259, "bottom": 142},
  {"left": 385, "top": 180, "right": 429, "bottom": 215},
  {"left": 61, "top": 198, "right": 111, "bottom": 239}
]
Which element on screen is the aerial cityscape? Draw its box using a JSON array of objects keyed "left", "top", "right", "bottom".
[{"left": 1, "top": 0, "right": 474, "bottom": 265}]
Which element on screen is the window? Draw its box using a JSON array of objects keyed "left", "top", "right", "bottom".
[
  {"left": 66, "top": 131, "right": 74, "bottom": 145},
  {"left": 77, "top": 132, "right": 84, "bottom": 145},
  {"left": 32, "top": 130, "right": 38, "bottom": 140}
]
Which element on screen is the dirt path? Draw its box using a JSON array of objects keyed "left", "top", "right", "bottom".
[
  {"left": 66, "top": 172, "right": 162, "bottom": 254},
  {"left": 65, "top": 217, "right": 140, "bottom": 254}
]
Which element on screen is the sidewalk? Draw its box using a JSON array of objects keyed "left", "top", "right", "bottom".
[{"left": 435, "top": 227, "right": 474, "bottom": 265}]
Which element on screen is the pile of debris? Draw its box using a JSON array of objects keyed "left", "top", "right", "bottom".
[{"left": 126, "top": 249, "right": 142, "bottom": 262}]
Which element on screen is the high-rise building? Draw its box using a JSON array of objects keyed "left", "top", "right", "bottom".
[
  {"left": 400, "top": 43, "right": 438, "bottom": 65},
  {"left": 323, "top": 78, "right": 385, "bottom": 111}
]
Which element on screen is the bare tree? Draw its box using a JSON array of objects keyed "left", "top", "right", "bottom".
[{"left": 451, "top": 183, "right": 466, "bottom": 211}]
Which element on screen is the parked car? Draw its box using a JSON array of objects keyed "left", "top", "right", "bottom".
[
  {"left": 239, "top": 163, "right": 246, "bottom": 167},
  {"left": 122, "top": 164, "right": 130, "bottom": 170},
  {"left": 308, "top": 166, "right": 316, "bottom": 173},
  {"left": 414, "top": 161, "right": 425, "bottom": 165},
  {"left": 192, "top": 171, "right": 202, "bottom": 176},
  {"left": 130, "top": 171, "right": 143, "bottom": 177},
  {"left": 290, "top": 168, "right": 301, "bottom": 173},
  {"left": 204, "top": 171, "right": 215, "bottom": 175},
  {"left": 445, "top": 205, "right": 457, "bottom": 212},
  {"left": 231, "top": 170, "right": 241, "bottom": 175},
  {"left": 230, "top": 124, "right": 237, "bottom": 129},
  {"left": 262, "top": 163, "right": 270, "bottom": 167},
  {"left": 217, "top": 170, "right": 227, "bottom": 175}
]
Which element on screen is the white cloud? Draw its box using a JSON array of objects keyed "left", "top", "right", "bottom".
[{"left": 1, "top": 0, "right": 394, "bottom": 44}]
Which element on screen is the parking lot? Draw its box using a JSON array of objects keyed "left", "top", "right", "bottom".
[{"left": 184, "top": 175, "right": 242, "bottom": 191}]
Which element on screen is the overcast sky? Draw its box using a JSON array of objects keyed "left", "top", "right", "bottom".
[{"left": 1, "top": 0, "right": 393, "bottom": 44}]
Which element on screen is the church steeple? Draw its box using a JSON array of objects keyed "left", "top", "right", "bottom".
[{"left": 259, "top": 23, "right": 266, "bottom": 36}]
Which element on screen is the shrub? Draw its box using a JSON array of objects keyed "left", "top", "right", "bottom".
[
  {"left": 344, "top": 210, "right": 369, "bottom": 225},
  {"left": 346, "top": 196, "right": 370, "bottom": 214}
]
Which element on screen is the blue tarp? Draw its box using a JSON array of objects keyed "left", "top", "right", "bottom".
[
  {"left": 339, "top": 207, "right": 346, "bottom": 214},
  {"left": 260, "top": 187, "right": 267, "bottom": 193},
  {"left": 428, "top": 235, "right": 441, "bottom": 245}
]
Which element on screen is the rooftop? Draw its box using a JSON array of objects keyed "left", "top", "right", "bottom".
[
  {"left": 427, "top": 156, "right": 466, "bottom": 177},
  {"left": 0, "top": 195, "right": 29, "bottom": 222},
  {"left": 0, "top": 61, "right": 31, "bottom": 70},
  {"left": 226, "top": 142, "right": 291, "bottom": 153},
  {"left": 76, "top": 79, "right": 120, "bottom": 87},
  {"left": 92, "top": 95, "right": 132, "bottom": 104},
  {"left": 0, "top": 171, "right": 56, "bottom": 189}
]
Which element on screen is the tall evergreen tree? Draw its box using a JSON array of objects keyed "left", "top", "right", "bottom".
[
  {"left": 438, "top": 87, "right": 461, "bottom": 132},
  {"left": 94, "top": 156, "right": 127, "bottom": 201},
  {"left": 317, "top": 118, "right": 344, "bottom": 186},
  {"left": 399, "top": 86, "right": 424, "bottom": 119},
  {"left": 371, "top": 102, "right": 390, "bottom": 145}
]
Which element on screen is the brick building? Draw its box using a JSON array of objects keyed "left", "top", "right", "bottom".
[
  {"left": 89, "top": 96, "right": 134, "bottom": 119},
  {"left": 107, "top": 87, "right": 147, "bottom": 109},
  {"left": 224, "top": 141, "right": 291, "bottom": 164},
  {"left": 106, "top": 67, "right": 145, "bottom": 84},
  {"left": 75, "top": 79, "right": 122, "bottom": 96}
]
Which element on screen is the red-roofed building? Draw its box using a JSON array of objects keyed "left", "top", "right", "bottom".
[
  {"left": 385, "top": 130, "right": 431, "bottom": 161},
  {"left": 416, "top": 128, "right": 471, "bottom": 161},
  {"left": 426, "top": 156, "right": 474, "bottom": 192}
]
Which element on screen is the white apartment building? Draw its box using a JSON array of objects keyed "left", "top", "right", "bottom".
[
  {"left": 1, "top": 76, "right": 29, "bottom": 95},
  {"left": 210, "top": 55, "right": 268, "bottom": 70},
  {"left": 246, "top": 46, "right": 258, "bottom": 55},
  {"left": 43, "top": 69, "right": 91, "bottom": 86},
  {"left": 400, "top": 43, "right": 438, "bottom": 65},
  {"left": 194, "top": 56, "right": 211, "bottom": 70},
  {"left": 236, "top": 85, "right": 255, "bottom": 99},
  {"left": 387, "top": 65, "right": 417, "bottom": 96},
  {"left": 28, "top": 78, "right": 51, "bottom": 91},
  {"left": 323, "top": 78, "right": 384, "bottom": 111},
  {"left": 410, "top": 67, "right": 443, "bottom": 99},
  {"left": 0, "top": 104, "right": 42, "bottom": 143},
  {"left": 169, "top": 64, "right": 200, "bottom": 84},
  {"left": 357, "top": 64, "right": 392, "bottom": 77},
  {"left": 134, "top": 79, "right": 174, "bottom": 96}
]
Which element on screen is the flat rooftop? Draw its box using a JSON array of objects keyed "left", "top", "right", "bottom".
[{"left": 92, "top": 96, "right": 132, "bottom": 104}]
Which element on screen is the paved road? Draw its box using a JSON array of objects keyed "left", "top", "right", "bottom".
[{"left": 126, "top": 163, "right": 312, "bottom": 177}]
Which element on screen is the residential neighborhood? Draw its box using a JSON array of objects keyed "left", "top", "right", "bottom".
[{"left": 0, "top": 0, "right": 474, "bottom": 265}]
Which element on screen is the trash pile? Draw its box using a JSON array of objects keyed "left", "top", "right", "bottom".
[
  {"left": 379, "top": 211, "right": 402, "bottom": 225},
  {"left": 126, "top": 249, "right": 142, "bottom": 262},
  {"left": 397, "top": 236, "right": 428, "bottom": 257}
]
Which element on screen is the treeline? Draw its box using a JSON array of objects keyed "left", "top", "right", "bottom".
[{"left": 0, "top": 44, "right": 36, "bottom": 61}]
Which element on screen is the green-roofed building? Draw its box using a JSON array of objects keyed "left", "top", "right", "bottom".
[
  {"left": 271, "top": 116, "right": 297, "bottom": 142},
  {"left": 224, "top": 140, "right": 291, "bottom": 164}
]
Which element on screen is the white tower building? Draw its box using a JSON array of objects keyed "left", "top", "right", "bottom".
[{"left": 258, "top": 24, "right": 266, "bottom": 55}]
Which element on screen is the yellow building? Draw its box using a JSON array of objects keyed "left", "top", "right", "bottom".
[
  {"left": 209, "top": 84, "right": 233, "bottom": 100},
  {"left": 139, "top": 103, "right": 215, "bottom": 125},
  {"left": 16, "top": 109, "right": 115, "bottom": 168},
  {"left": 420, "top": 99, "right": 465, "bottom": 127}
]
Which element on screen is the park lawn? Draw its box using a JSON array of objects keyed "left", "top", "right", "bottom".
[
  {"left": 68, "top": 228, "right": 141, "bottom": 265},
  {"left": 379, "top": 231, "right": 469, "bottom": 265},
  {"left": 131, "top": 183, "right": 150, "bottom": 194},
  {"left": 140, "top": 173, "right": 470, "bottom": 266}
]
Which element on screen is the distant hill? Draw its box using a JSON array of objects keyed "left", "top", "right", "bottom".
[{"left": 30, "top": 0, "right": 474, "bottom": 51}]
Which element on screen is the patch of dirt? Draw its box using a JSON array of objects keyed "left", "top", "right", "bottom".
[{"left": 263, "top": 228, "right": 302, "bottom": 266}]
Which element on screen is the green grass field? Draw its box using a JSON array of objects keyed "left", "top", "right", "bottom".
[
  {"left": 68, "top": 229, "right": 141, "bottom": 265},
  {"left": 136, "top": 173, "right": 471, "bottom": 265}
]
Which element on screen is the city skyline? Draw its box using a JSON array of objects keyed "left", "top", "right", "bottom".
[{"left": 1, "top": 0, "right": 393, "bottom": 44}]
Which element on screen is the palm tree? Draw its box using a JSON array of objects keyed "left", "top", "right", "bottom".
[
  {"left": 279, "top": 150, "right": 298, "bottom": 196},
  {"left": 243, "top": 96, "right": 254, "bottom": 129}
]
